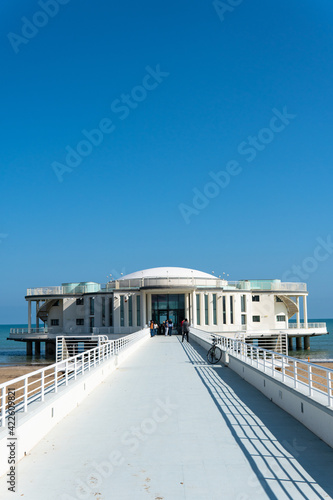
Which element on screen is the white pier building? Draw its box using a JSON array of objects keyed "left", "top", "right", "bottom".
[{"left": 9, "top": 267, "right": 327, "bottom": 356}]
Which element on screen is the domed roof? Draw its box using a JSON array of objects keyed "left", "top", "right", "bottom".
[{"left": 120, "top": 267, "right": 216, "bottom": 280}]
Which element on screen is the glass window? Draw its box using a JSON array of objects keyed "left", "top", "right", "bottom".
[
  {"left": 241, "top": 314, "right": 246, "bottom": 325},
  {"left": 102, "top": 297, "right": 105, "bottom": 326},
  {"left": 277, "top": 315, "right": 286, "bottom": 322},
  {"left": 76, "top": 298, "right": 84, "bottom": 305},
  {"left": 109, "top": 297, "right": 113, "bottom": 327},
  {"left": 205, "top": 295, "right": 209, "bottom": 325},
  {"left": 51, "top": 319, "right": 59, "bottom": 326},
  {"left": 136, "top": 296, "right": 141, "bottom": 327},
  {"left": 76, "top": 318, "right": 84, "bottom": 325},
  {"left": 120, "top": 296, "right": 125, "bottom": 327},
  {"left": 252, "top": 315, "right": 260, "bottom": 322},
  {"left": 230, "top": 296, "right": 234, "bottom": 324},
  {"left": 168, "top": 294, "right": 179, "bottom": 309},
  {"left": 252, "top": 295, "right": 260, "bottom": 302},
  {"left": 241, "top": 295, "right": 246, "bottom": 313},
  {"left": 90, "top": 297, "right": 94, "bottom": 316},
  {"left": 213, "top": 294, "right": 217, "bottom": 325},
  {"left": 223, "top": 296, "right": 226, "bottom": 324},
  {"left": 128, "top": 296, "right": 132, "bottom": 327},
  {"left": 196, "top": 294, "right": 200, "bottom": 325}
]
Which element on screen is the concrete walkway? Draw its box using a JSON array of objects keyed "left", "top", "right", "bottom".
[{"left": 1, "top": 335, "right": 333, "bottom": 500}]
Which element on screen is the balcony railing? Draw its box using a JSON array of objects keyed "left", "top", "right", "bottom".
[{"left": 288, "top": 322, "right": 326, "bottom": 329}]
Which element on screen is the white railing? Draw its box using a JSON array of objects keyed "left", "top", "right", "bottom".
[
  {"left": 56, "top": 335, "right": 109, "bottom": 363},
  {"left": 190, "top": 329, "right": 333, "bottom": 408},
  {"left": 27, "top": 287, "right": 63, "bottom": 296},
  {"left": 10, "top": 328, "right": 48, "bottom": 335},
  {"left": 288, "top": 323, "right": 326, "bottom": 329},
  {"left": 0, "top": 329, "right": 149, "bottom": 428}
]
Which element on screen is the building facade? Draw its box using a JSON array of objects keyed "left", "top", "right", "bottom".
[{"left": 21, "top": 267, "right": 326, "bottom": 344}]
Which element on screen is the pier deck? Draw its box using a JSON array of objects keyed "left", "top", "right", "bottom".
[{"left": 1, "top": 335, "right": 333, "bottom": 499}]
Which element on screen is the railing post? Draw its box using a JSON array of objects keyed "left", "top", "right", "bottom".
[
  {"left": 74, "top": 357, "right": 77, "bottom": 380},
  {"left": 272, "top": 353, "right": 275, "bottom": 378},
  {"left": 0, "top": 387, "right": 5, "bottom": 427},
  {"left": 24, "top": 377, "right": 28, "bottom": 412},
  {"left": 282, "top": 356, "right": 285, "bottom": 382},
  {"left": 88, "top": 351, "right": 91, "bottom": 371},
  {"left": 309, "top": 365, "right": 313, "bottom": 397},
  {"left": 328, "top": 371, "right": 332, "bottom": 407},
  {"left": 41, "top": 371, "right": 45, "bottom": 401},
  {"left": 54, "top": 366, "right": 58, "bottom": 393},
  {"left": 294, "top": 360, "right": 298, "bottom": 388},
  {"left": 65, "top": 360, "right": 68, "bottom": 385}
]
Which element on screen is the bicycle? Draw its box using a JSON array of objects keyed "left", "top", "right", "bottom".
[{"left": 207, "top": 335, "right": 222, "bottom": 364}]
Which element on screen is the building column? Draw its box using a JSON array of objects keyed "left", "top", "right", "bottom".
[
  {"left": 28, "top": 301, "right": 32, "bottom": 333},
  {"left": 296, "top": 336, "right": 302, "bottom": 349},
  {"left": 36, "top": 301, "right": 40, "bottom": 329},
  {"left": 208, "top": 293, "right": 213, "bottom": 326},
  {"left": 303, "top": 295, "right": 308, "bottom": 329},
  {"left": 304, "top": 336, "right": 310, "bottom": 350},
  {"left": 225, "top": 293, "right": 230, "bottom": 327},
  {"left": 35, "top": 341, "right": 41, "bottom": 356},
  {"left": 288, "top": 336, "right": 293, "bottom": 351},
  {"left": 296, "top": 296, "right": 300, "bottom": 328},
  {"left": 26, "top": 341, "right": 33, "bottom": 356},
  {"left": 199, "top": 293, "right": 204, "bottom": 327},
  {"left": 140, "top": 292, "right": 146, "bottom": 327},
  {"left": 147, "top": 293, "right": 152, "bottom": 322},
  {"left": 113, "top": 295, "right": 120, "bottom": 329},
  {"left": 192, "top": 291, "right": 197, "bottom": 327},
  {"left": 185, "top": 293, "right": 190, "bottom": 320}
]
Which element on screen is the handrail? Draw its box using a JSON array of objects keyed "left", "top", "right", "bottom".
[
  {"left": 190, "top": 328, "right": 333, "bottom": 408},
  {"left": 0, "top": 329, "right": 149, "bottom": 428}
]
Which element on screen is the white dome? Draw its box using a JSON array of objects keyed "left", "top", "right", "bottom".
[{"left": 120, "top": 267, "right": 216, "bottom": 280}]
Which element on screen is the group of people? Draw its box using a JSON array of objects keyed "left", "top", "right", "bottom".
[
  {"left": 149, "top": 319, "right": 174, "bottom": 337},
  {"left": 149, "top": 318, "right": 190, "bottom": 342}
]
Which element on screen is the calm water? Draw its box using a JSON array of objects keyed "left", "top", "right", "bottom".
[{"left": 0, "top": 320, "right": 332, "bottom": 366}]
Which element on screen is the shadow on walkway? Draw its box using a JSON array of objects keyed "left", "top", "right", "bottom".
[{"left": 179, "top": 337, "right": 333, "bottom": 500}]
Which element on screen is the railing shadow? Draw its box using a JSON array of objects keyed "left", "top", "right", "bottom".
[{"left": 178, "top": 337, "right": 333, "bottom": 500}]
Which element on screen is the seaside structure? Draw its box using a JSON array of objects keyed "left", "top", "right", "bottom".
[{"left": 9, "top": 267, "right": 327, "bottom": 356}]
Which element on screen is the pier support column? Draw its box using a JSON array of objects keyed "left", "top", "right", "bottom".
[
  {"left": 26, "top": 341, "right": 33, "bottom": 356},
  {"left": 296, "top": 336, "right": 302, "bottom": 349},
  {"left": 296, "top": 297, "right": 300, "bottom": 328},
  {"left": 35, "top": 341, "right": 41, "bottom": 356},
  {"left": 303, "top": 295, "right": 308, "bottom": 329},
  {"left": 36, "top": 301, "right": 40, "bottom": 330},
  {"left": 28, "top": 301, "right": 32, "bottom": 333},
  {"left": 288, "top": 337, "right": 293, "bottom": 351},
  {"left": 304, "top": 336, "right": 310, "bottom": 350},
  {"left": 45, "top": 341, "right": 56, "bottom": 359}
]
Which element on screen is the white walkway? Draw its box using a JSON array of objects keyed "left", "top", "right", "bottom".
[{"left": 1, "top": 335, "right": 333, "bottom": 500}]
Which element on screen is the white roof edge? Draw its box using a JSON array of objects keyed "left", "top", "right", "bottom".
[{"left": 120, "top": 267, "right": 216, "bottom": 280}]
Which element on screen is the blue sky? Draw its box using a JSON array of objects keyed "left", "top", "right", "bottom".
[{"left": 1, "top": 0, "right": 333, "bottom": 321}]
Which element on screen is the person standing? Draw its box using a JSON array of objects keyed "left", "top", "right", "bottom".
[
  {"left": 182, "top": 318, "right": 190, "bottom": 343},
  {"left": 154, "top": 322, "right": 158, "bottom": 336},
  {"left": 150, "top": 320, "right": 154, "bottom": 337},
  {"left": 168, "top": 319, "right": 173, "bottom": 336},
  {"left": 164, "top": 321, "right": 169, "bottom": 336}
]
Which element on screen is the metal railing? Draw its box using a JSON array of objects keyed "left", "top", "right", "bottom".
[
  {"left": 56, "top": 335, "right": 109, "bottom": 363},
  {"left": 190, "top": 329, "right": 333, "bottom": 408},
  {"left": 10, "top": 328, "right": 47, "bottom": 335},
  {"left": 0, "top": 329, "right": 149, "bottom": 428},
  {"left": 26, "top": 279, "right": 307, "bottom": 296},
  {"left": 288, "top": 322, "right": 326, "bottom": 329}
]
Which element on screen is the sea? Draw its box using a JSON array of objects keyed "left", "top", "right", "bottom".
[{"left": 0, "top": 320, "right": 332, "bottom": 366}]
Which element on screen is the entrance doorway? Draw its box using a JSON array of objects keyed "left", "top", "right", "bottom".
[{"left": 152, "top": 294, "right": 185, "bottom": 334}]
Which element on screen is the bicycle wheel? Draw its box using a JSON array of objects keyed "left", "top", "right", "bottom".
[{"left": 207, "top": 346, "right": 222, "bottom": 364}]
